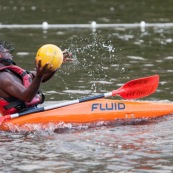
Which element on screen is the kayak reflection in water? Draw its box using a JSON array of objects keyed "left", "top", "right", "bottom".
[{"left": 0, "top": 41, "right": 72, "bottom": 116}]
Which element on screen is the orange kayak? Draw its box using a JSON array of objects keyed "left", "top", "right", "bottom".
[{"left": 1, "top": 99, "right": 173, "bottom": 132}]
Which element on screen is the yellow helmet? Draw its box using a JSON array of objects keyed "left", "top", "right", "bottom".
[{"left": 36, "top": 44, "right": 63, "bottom": 70}]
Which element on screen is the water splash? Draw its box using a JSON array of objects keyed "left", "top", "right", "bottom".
[
  {"left": 2, "top": 118, "right": 154, "bottom": 134},
  {"left": 59, "top": 33, "right": 123, "bottom": 97}
]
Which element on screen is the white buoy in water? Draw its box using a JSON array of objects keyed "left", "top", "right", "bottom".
[
  {"left": 91, "top": 21, "right": 97, "bottom": 32},
  {"left": 140, "top": 21, "right": 146, "bottom": 28},
  {"left": 91, "top": 21, "right": 97, "bottom": 28},
  {"left": 42, "top": 21, "right": 48, "bottom": 29},
  {"left": 140, "top": 21, "right": 146, "bottom": 32}
]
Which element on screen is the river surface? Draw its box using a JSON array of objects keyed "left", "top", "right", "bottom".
[{"left": 1, "top": 0, "right": 173, "bottom": 172}]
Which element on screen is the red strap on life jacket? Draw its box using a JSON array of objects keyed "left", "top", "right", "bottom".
[{"left": 0, "top": 65, "right": 31, "bottom": 87}]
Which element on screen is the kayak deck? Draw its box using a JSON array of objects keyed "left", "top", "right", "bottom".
[{"left": 1, "top": 99, "right": 173, "bottom": 131}]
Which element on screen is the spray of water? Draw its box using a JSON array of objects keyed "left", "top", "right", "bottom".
[{"left": 59, "top": 33, "right": 125, "bottom": 96}]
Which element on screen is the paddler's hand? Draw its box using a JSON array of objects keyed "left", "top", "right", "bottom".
[
  {"left": 35, "top": 60, "right": 54, "bottom": 78},
  {"left": 63, "top": 50, "right": 73, "bottom": 63},
  {"left": 35, "top": 60, "right": 58, "bottom": 83}
]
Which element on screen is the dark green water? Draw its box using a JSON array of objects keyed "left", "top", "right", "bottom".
[
  {"left": 1, "top": 0, "right": 173, "bottom": 24},
  {"left": 1, "top": 1, "right": 173, "bottom": 173}
]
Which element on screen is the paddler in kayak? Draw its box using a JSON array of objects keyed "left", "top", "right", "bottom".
[{"left": 0, "top": 41, "right": 72, "bottom": 116}]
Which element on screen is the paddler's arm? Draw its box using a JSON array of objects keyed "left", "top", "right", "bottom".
[
  {"left": 0, "top": 60, "right": 52, "bottom": 102},
  {"left": 24, "top": 60, "right": 53, "bottom": 101}
]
